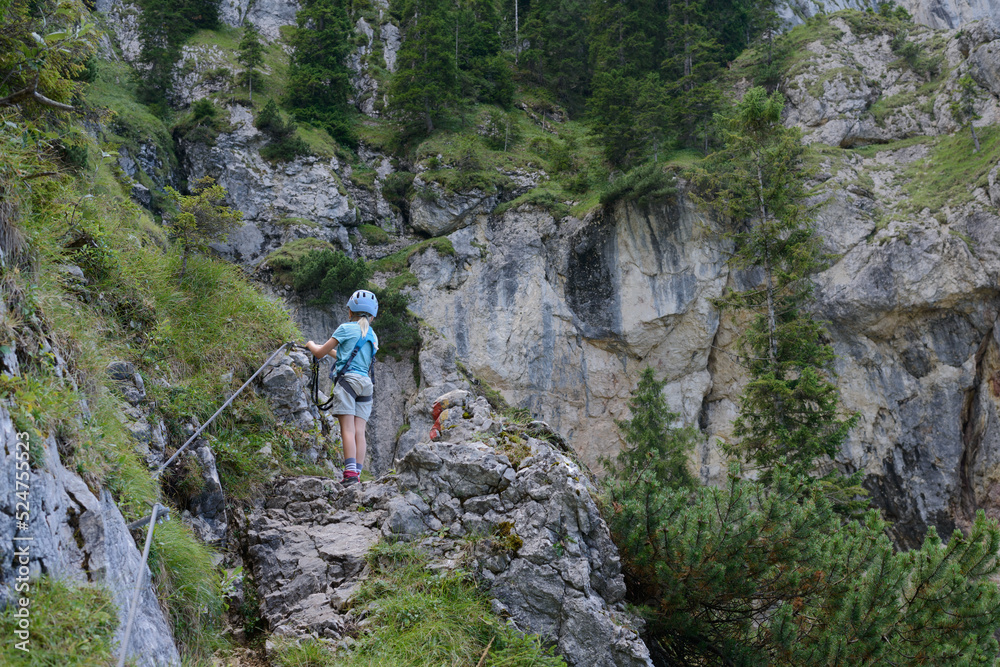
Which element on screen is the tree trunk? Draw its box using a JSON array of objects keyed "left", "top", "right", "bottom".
[
  {"left": 424, "top": 96, "right": 434, "bottom": 133},
  {"left": 514, "top": 0, "right": 519, "bottom": 64},
  {"left": 756, "top": 157, "right": 777, "bottom": 368},
  {"left": 971, "top": 124, "right": 981, "bottom": 153}
]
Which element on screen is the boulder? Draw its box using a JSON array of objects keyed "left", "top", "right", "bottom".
[{"left": 409, "top": 179, "right": 499, "bottom": 237}]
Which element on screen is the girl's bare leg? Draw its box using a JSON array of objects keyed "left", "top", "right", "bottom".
[
  {"left": 354, "top": 416, "right": 367, "bottom": 469},
  {"left": 338, "top": 415, "right": 356, "bottom": 461}
]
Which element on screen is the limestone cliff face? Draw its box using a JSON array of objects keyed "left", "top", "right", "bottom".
[
  {"left": 405, "top": 202, "right": 728, "bottom": 474},
  {"left": 780, "top": 0, "right": 1000, "bottom": 30}
]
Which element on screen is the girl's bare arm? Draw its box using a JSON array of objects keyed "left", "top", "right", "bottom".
[{"left": 306, "top": 337, "right": 338, "bottom": 359}]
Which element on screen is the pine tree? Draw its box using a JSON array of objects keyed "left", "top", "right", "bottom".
[
  {"left": 693, "top": 86, "right": 856, "bottom": 478},
  {"left": 389, "top": 0, "right": 459, "bottom": 136},
  {"left": 237, "top": 23, "right": 265, "bottom": 102},
  {"left": 662, "top": 0, "right": 723, "bottom": 150},
  {"left": 605, "top": 461, "right": 1000, "bottom": 665},
  {"left": 164, "top": 177, "right": 242, "bottom": 278},
  {"left": 285, "top": 0, "right": 354, "bottom": 145}
]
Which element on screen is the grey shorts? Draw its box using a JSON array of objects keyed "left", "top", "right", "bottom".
[{"left": 330, "top": 373, "right": 374, "bottom": 421}]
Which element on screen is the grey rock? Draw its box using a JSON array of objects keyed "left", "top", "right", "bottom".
[
  {"left": 131, "top": 182, "right": 152, "bottom": 208},
  {"left": 259, "top": 351, "right": 321, "bottom": 432},
  {"left": 381, "top": 22, "right": 401, "bottom": 72},
  {"left": 182, "top": 441, "right": 229, "bottom": 546},
  {"left": 218, "top": 0, "right": 300, "bottom": 40},
  {"left": 181, "top": 106, "right": 357, "bottom": 265},
  {"left": 410, "top": 179, "right": 499, "bottom": 236},
  {"left": 0, "top": 404, "right": 181, "bottom": 666},
  {"left": 779, "top": 0, "right": 1000, "bottom": 30},
  {"left": 107, "top": 361, "right": 146, "bottom": 406},
  {"left": 242, "top": 384, "right": 650, "bottom": 666},
  {"left": 969, "top": 39, "right": 1000, "bottom": 95}
]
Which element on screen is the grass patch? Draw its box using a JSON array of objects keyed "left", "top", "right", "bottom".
[
  {"left": 358, "top": 223, "right": 391, "bottom": 245},
  {"left": 271, "top": 541, "right": 565, "bottom": 666},
  {"left": 370, "top": 237, "right": 456, "bottom": 274},
  {"left": 896, "top": 125, "right": 1000, "bottom": 216},
  {"left": 494, "top": 187, "right": 569, "bottom": 219},
  {"left": 148, "top": 519, "right": 223, "bottom": 660},
  {"left": 351, "top": 165, "right": 378, "bottom": 189},
  {"left": 212, "top": 428, "right": 339, "bottom": 503},
  {"left": 0, "top": 578, "right": 117, "bottom": 665}
]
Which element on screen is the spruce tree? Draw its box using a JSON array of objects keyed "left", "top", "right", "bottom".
[
  {"left": 693, "top": 86, "right": 856, "bottom": 478},
  {"left": 610, "top": 367, "right": 698, "bottom": 490},
  {"left": 662, "top": 0, "right": 723, "bottom": 150},
  {"left": 454, "top": 0, "right": 513, "bottom": 107},
  {"left": 389, "top": 0, "right": 459, "bottom": 136},
  {"left": 519, "top": 0, "right": 591, "bottom": 115},
  {"left": 587, "top": 0, "right": 661, "bottom": 167},
  {"left": 285, "top": 0, "right": 354, "bottom": 145},
  {"left": 237, "top": 23, "right": 265, "bottom": 102}
]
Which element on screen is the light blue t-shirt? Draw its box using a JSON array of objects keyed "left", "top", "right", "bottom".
[{"left": 331, "top": 322, "right": 379, "bottom": 375}]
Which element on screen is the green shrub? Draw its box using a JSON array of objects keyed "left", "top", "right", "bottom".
[
  {"left": 383, "top": 171, "right": 415, "bottom": 214},
  {"left": 600, "top": 162, "right": 677, "bottom": 208},
  {"left": 174, "top": 99, "right": 228, "bottom": 145},
  {"left": 370, "top": 287, "right": 419, "bottom": 358},
  {"left": 291, "top": 248, "right": 372, "bottom": 304},
  {"left": 256, "top": 99, "right": 310, "bottom": 162},
  {"left": 265, "top": 238, "right": 335, "bottom": 284}
]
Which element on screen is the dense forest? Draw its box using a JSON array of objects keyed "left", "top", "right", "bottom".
[{"left": 4, "top": 0, "right": 1000, "bottom": 664}]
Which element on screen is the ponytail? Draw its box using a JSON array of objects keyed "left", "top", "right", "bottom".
[{"left": 356, "top": 314, "right": 370, "bottom": 338}]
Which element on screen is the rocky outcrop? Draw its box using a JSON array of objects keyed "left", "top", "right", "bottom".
[
  {"left": 182, "top": 106, "right": 358, "bottom": 263},
  {"left": 244, "top": 390, "right": 652, "bottom": 667},
  {"left": 406, "top": 200, "right": 728, "bottom": 473},
  {"left": 95, "top": 0, "right": 142, "bottom": 63},
  {"left": 782, "top": 16, "right": 1000, "bottom": 147},
  {"left": 900, "top": 0, "right": 1000, "bottom": 31},
  {"left": 180, "top": 439, "right": 229, "bottom": 545},
  {"left": 781, "top": 0, "right": 1000, "bottom": 30},
  {"left": 409, "top": 178, "right": 500, "bottom": 237},
  {"left": 0, "top": 405, "right": 181, "bottom": 666},
  {"left": 218, "top": 0, "right": 299, "bottom": 41},
  {"left": 170, "top": 44, "right": 239, "bottom": 108}
]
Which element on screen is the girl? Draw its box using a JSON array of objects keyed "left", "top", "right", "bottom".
[{"left": 306, "top": 289, "right": 379, "bottom": 486}]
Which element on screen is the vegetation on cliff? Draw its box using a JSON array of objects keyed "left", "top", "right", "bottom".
[{"left": 604, "top": 86, "right": 1000, "bottom": 665}]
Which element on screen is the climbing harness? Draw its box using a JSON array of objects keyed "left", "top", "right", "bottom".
[{"left": 118, "top": 341, "right": 292, "bottom": 667}]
